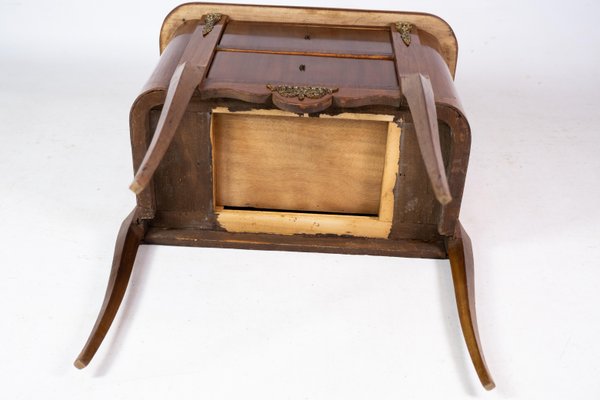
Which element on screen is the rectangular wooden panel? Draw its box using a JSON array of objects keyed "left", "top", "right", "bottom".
[
  {"left": 212, "top": 112, "right": 389, "bottom": 215},
  {"left": 219, "top": 21, "right": 393, "bottom": 57},
  {"left": 206, "top": 52, "right": 399, "bottom": 88},
  {"left": 152, "top": 109, "right": 216, "bottom": 229}
]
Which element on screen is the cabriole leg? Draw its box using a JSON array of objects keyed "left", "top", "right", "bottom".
[
  {"left": 74, "top": 208, "right": 145, "bottom": 369},
  {"left": 447, "top": 221, "right": 495, "bottom": 390}
]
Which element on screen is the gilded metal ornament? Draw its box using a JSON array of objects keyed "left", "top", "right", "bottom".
[
  {"left": 202, "top": 13, "right": 222, "bottom": 36},
  {"left": 266, "top": 84, "right": 339, "bottom": 101},
  {"left": 395, "top": 22, "right": 413, "bottom": 46}
]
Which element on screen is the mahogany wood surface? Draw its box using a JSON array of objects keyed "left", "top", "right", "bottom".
[
  {"left": 446, "top": 222, "right": 496, "bottom": 390},
  {"left": 74, "top": 208, "right": 145, "bottom": 369},
  {"left": 160, "top": 3, "right": 459, "bottom": 77},
  {"left": 75, "top": 4, "right": 495, "bottom": 390},
  {"left": 219, "top": 21, "right": 394, "bottom": 57},
  {"left": 131, "top": 16, "right": 227, "bottom": 194},
  {"left": 400, "top": 73, "right": 452, "bottom": 205},
  {"left": 206, "top": 52, "right": 399, "bottom": 88}
]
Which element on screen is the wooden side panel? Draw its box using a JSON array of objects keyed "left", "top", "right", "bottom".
[
  {"left": 390, "top": 120, "right": 451, "bottom": 236},
  {"left": 207, "top": 52, "right": 399, "bottom": 89},
  {"left": 219, "top": 21, "right": 393, "bottom": 56},
  {"left": 212, "top": 112, "right": 388, "bottom": 215},
  {"left": 151, "top": 109, "right": 215, "bottom": 229}
]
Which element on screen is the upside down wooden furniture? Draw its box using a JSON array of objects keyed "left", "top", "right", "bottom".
[{"left": 74, "top": 3, "right": 495, "bottom": 390}]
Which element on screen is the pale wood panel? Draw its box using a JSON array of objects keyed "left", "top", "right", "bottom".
[
  {"left": 212, "top": 112, "right": 388, "bottom": 215},
  {"left": 378, "top": 123, "right": 401, "bottom": 221},
  {"left": 160, "top": 3, "right": 458, "bottom": 77},
  {"left": 216, "top": 209, "right": 391, "bottom": 238}
]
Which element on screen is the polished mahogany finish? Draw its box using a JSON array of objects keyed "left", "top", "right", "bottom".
[{"left": 75, "top": 3, "right": 495, "bottom": 391}]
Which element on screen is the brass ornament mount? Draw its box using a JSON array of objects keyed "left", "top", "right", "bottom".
[
  {"left": 266, "top": 84, "right": 339, "bottom": 100},
  {"left": 395, "top": 22, "right": 413, "bottom": 46},
  {"left": 202, "top": 13, "right": 222, "bottom": 36}
]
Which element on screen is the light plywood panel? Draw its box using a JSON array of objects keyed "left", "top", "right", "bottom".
[{"left": 212, "top": 113, "right": 388, "bottom": 215}]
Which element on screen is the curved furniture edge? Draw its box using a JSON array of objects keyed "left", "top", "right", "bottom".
[
  {"left": 159, "top": 2, "right": 458, "bottom": 77},
  {"left": 446, "top": 221, "right": 496, "bottom": 390},
  {"left": 74, "top": 208, "right": 146, "bottom": 369}
]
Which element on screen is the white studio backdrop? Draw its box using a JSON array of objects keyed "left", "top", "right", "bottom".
[{"left": 1, "top": 1, "right": 599, "bottom": 399}]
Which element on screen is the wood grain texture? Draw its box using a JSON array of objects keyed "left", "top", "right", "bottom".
[
  {"left": 216, "top": 209, "right": 392, "bottom": 238},
  {"left": 389, "top": 118, "right": 452, "bottom": 239},
  {"left": 436, "top": 106, "right": 471, "bottom": 236},
  {"left": 160, "top": 3, "right": 458, "bottom": 77},
  {"left": 400, "top": 73, "right": 452, "bottom": 205},
  {"left": 212, "top": 111, "right": 389, "bottom": 215},
  {"left": 150, "top": 108, "right": 216, "bottom": 229},
  {"left": 390, "top": 26, "right": 462, "bottom": 112},
  {"left": 446, "top": 222, "right": 496, "bottom": 390},
  {"left": 200, "top": 81, "right": 402, "bottom": 109},
  {"left": 74, "top": 208, "right": 145, "bottom": 369},
  {"left": 144, "top": 228, "right": 446, "bottom": 259},
  {"left": 131, "top": 17, "right": 227, "bottom": 194},
  {"left": 219, "top": 21, "right": 394, "bottom": 57},
  {"left": 206, "top": 51, "right": 399, "bottom": 89}
]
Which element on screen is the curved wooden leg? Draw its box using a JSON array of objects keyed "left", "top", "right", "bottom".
[
  {"left": 74, "top": 208, "right": 146, "bottom": 369},
  {"left": 446, "top": 222, "right": 496, "bottom": 390}
]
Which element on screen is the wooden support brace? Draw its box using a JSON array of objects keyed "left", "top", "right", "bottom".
[{"left": 130, "top": 15, "right": 228, "bottom": 194}]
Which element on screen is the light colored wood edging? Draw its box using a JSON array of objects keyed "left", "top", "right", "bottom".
[
  {"left": 210, "top": 107, "right": 401, "bottom": 238},
  {"left": 216, "top": 209, "right": 392, "bottom": 238},
  {"left": 160, "top": 3, "right": 458, "bottom": 77}
]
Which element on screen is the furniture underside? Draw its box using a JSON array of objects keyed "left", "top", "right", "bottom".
[{"left": 74, "top": 3, "right": 495, "bottom": 391}]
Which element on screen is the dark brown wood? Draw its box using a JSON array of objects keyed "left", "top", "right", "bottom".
[
  {"left": 151, "top": 108, "right": 217, "bottom": 229},
  {"left": 436, "top": 105, "right": 471, "bottom": 236},
  {"left": 77, "top": 4, "right": 494, "bottom": 390},
  {"left": 446, "top": 222, "right": 495, "bottom": 390},
  {"left": 219, "top": 21, "right": 394, "bottom": 57},
  {"left": 217, "top": 47, "right": 393, "bottom": 60},
  {"left": 400, "top": 73, "right": 452, "bottom": 205},
  {"left": 199, "top": 81, "right": 401, "bottom": 109},
  {"left": 131, "top": 16, "right": 227, "bottom": 194},
  {"left": 74, "top": 208, "right": 146, "bottom": 369},
  {"left": 206, "top": 52, "right": 399, "bottom": 89},
  {"left": 389, "top": 120, "right": 451, "bottom": 239},
  {"left": 144, "top": 228, "right": 446, "bottom": 259}
]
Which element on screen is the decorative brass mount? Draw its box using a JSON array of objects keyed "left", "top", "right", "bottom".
[
  {"left": 202, "top": 13, "right": 222, "bottom": 36},
  {"left": 266, "top": 84, "right": 339, "bottom": 100},
  {"left": 395, "top": 22, "right": 413, "bottom": 46}
]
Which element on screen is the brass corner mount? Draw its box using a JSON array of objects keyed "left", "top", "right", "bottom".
[
  {"left": 202, "top": 13, "right": 222, "bottom": 36},
  {"left": 395, "top": 22, "right": 413, "bottom": 46}
]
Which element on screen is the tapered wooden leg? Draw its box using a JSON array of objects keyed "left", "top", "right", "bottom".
[
  {"left": 446, "top": 222, "right": 496, "bottom": 390},
  {"left": 74, "top": 208, "right": 146, "bottom": 369}
]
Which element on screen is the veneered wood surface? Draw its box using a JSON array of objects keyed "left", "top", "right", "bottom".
[
  {"left": 206, "top": 51, "right": 398, "bottom": 89},
  {"left": 447, "top": 222, "right": 496, "bottom": 390},
  {"left": 131, "top": 17, "right": 227, "bottom": 194},
  {"left": 74, "top": 208, "right": 145, "bottom": 369},
  {"left": 400, "top": 73, "right": 452, "bottom": 205},
  {"left": 219, "top": 21, "right": 394, "bottom": 57},
  {"left": 212, "top": 112, "right": 388, "bottom": 215},
  {"left": 160, "top": 3, "right": 458, "bottom": 77},
  {"left": 391, "top": 26, "right": 462, "bottom": 112}
]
